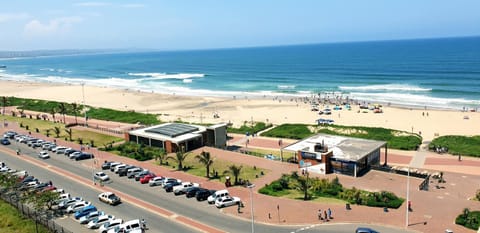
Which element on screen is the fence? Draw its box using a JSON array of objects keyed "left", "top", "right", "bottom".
[{"left": 0, "top": 191, "right": 73, "bottom": 233}]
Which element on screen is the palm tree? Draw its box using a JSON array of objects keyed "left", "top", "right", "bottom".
[
  {"left": 58, "top": 103, "right": 67, "bottom": 123},
  {"left": 53, "top": 126, "right": 61, "bottom": 138},
  {"left": 45, "top": 129, "right": 51, "bottom": 137},
  {"left": 71, "top": 102, "right": 79, "bottom": 124},
  {"left": 154, "top": 148, "right": 167, "bottom": 165},
  {"left": 225, "top": 165, "right": 243, "bottom": 185},
  {"left": 1, "top": 96, "right": 9, "bottom": 115},
  {"left": 50, "top": 107, "right": 56, "bottom": 122},
  {"left": 65, "top": 128, "right": 73, "bottom": 141},
  {"left": 166, "top": 147, "right": 189, "bottom": 170},
  {"left": 195, "top": 151, "right": 214, "bottom": 178},
  {"left": 293, "top": 173, "right": 311, "bottom": 201}
]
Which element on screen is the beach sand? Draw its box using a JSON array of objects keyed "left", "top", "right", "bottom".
[{"left": 1, "top": 80, "right": 479, "bottom": 141}]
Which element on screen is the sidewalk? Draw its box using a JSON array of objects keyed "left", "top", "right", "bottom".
[{"left": 3, "top": 122, "right": 480, "bottom": 232}]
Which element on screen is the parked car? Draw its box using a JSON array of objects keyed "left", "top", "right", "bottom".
[
  {"left": 58, "top": 197, "right": 83, "bottom": 209},
  {"left": 173, "top": 182, "right": 200, "bottom": 195},
  {"left": 109, "top": 162, "right": 122, "bottom": 172},
  {"left": 185, "top": 187, "right": 204, "bottom": 198},
  {"left": 118, "top": 165, "right": 136, "bottom": 177},
  {"left": 215, "top": 196, "right": 241, "bottom": 208},
  {"left": 161, "top": 178, "right": 181, "bottom": 187},
  {"left": 148, "top": 176, "right": 165, "bottom": 186},
  {"left": 79, "top": 211, "right": 104, "bottom": 224},
  {"left": 75, "top": 153, "right": 94, "bottom": 161},
  {"left": 134, "top": 170, "right": 150, "bottom": 181},
  {"left": 127, "top": 167, "right": 143, "bottom": 178},
  {"left": 87, "top": 214, "right": 115, "bottom": 229},
  {"left": 38, "top": 151, "right": 50, "bottom": 159},
  {"left": 55, "top": 147, "right": 67, "bottom": 154},
  {"left": 66, "top": 201, "right": 91, "bottom": 213},
  {"left": 94, "top": 171, "right": 110, "bottom": 182},
  {"left": 69, "top": 151, "right": 82, "bottom": 159},
  {"left": 355, "top": 227, "right": 380, "bottom": 233},
  {"left": 98, "top": 192, "right": 121, "bottom": 205},
  {"left": 101, "top": 161, "right": 114, "bottom": 170},
  {"left": 164, "top": 181, "right": 182, "bottom": 192},
  {"left": 139, "top": 174, "right": 156, "bottom": 184},
  {"left": 74, "top": 205, "right": 97, "bottom": 220},
  {"left": 196, "top": 189, "right": 216, "bottom": 201},
  {"left": 1, "top": 138, "right": 11, "bottom": 145},
  {"left": 107, "top": 219, "right": 142, "bottom": 233},
  {"left": 208, "top": 189, "right": 229, "bottom": 204},
  {"left": 99, "top": 219, "right": 123, "bottom": 233}
]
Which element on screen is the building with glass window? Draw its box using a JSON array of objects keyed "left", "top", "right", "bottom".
[
  {"left": 283, "top": 133, "right": 387, "bottom": 177},
  {"left": 126, "top": 123, "right": 227, "bottom": 153}
]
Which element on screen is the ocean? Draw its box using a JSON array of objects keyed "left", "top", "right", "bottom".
[{"left": 1, "top": 36, "right": 479, "bottom": 110}]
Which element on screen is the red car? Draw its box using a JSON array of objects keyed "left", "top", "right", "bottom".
[{"left": 140, "top": 174, "right": 156, "bottom": 184}]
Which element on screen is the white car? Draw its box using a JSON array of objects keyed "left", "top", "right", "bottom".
[
  {"left": 38, "top": 151, "right": 50, "bottom": 159},
  {"left": 215, "top": 196, "right": 241, "bottom": 208},
  {"left": 79, "top": 211, "right": 104, "bottom": 224},
  {"left": 98, "top": 192, "right": 121, "bottom": 205},
  {"left": 87, "top": 214, "right": 115, "bottom": 229},
  {"left": 107, "top": 219, "right": 142, "bottom": 233},
  {"left": 66, "top": 201, "right": 91, "bottom": 213},
  {"left": 94, "top": 171, "right": 110, "bottom": 181},
  {"left": 173, "top": 182, "right": 199, "bottom": 195},
  {"left": 54, "top": 146, "right": 67, "bottom": 154},
  {"left": 69, "top": 151, "right": 82, "bottom": 159},
  {"left": 148, "top": 176, "right": 165, "bottom": 186},
  {"left": 99, "top": 219, "right": 123, "bottom": 233}
]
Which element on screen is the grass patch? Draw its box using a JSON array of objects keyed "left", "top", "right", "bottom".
[
  {"left": 456, "top": 208, "right": 480, "bottom": 230},
  {"left": 0, "top": 199, "right": 50, "bottom": 233},
  {"left": 86, "top": 107, "right": 160, "bottom": 125},
  {"left": 260, "top": 173, "right": 403, "bottom": 208},
  {"left": 2, "top": 96, "right": 160, "bottom": 125},
  {"left": 161, "top": 152, "right": 268, "bottom": 184},
  {"left": 261, "top": 124, "right": 313, "bottom": 139},
  {"left": 430, "top": 135, "right": 480, "bottom": 157},
  {"left": 282, "top": 191, "right": 348, "bottom": 204},
  {"left": 228, "top": 122, "right": 272, "bottom": 135},
  {"left": 4, "top": 115, "right": 123, "bottom": 147},
  {"left": 262, "top": 123, "right": 422, "bottom": 150}
]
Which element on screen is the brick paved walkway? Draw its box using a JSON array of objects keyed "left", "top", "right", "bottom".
[{"left": 3, "top": 120, "right": 480, "bottom": 233}]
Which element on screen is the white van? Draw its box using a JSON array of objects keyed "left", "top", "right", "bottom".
[
  {"left": 107, "top": 219, "right": 142, "bottom": 233},
  {"left": 207, "top": 189, "right": 229, "bottom": 204}
]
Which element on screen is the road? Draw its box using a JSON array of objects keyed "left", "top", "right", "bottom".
[{"left": 0, "top": 140, "right": 412, "bottom": 233}]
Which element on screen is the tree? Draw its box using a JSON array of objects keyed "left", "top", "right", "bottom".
[
  {"left": 167, "top": 148, "right": 189, "bottom": 170},
  {"left": 154, "top": 148, "right": 167, "bottom": 165},
  {"left": 225, "top": 165, "right": 243, "bottom": 185},
  {"left": 1, "top": 96, "right": 9, "bottom": 115},
  {"left": 292, "top": 172, "right": 312, "bottom": 201},
  {"left": 65, "top": 128, "right": 73, "bottom": 141},
  {"left": 71, "top": 102, "right": 79, "bottom": 124},
  {"left": 53, "top": 126, "right": 61, "bottom": 138},
  {"left": 50, "top": 107, "right": 56, "bottom": 122},
  {"left": 58, "top": 103, "right": 67, "bottom": 123},
  {"left": 195, "top": 151, "right": 214, "bottom": 178}
]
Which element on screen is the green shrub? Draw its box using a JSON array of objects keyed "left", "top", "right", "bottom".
[
  {"left": 455, "top": 209, "right": 480, "bottom": 230},
  {"left": 262, "top": 124, "right": 313, "bottom": 139},
  {"left": 228, "top": 122, "right": 272, "bottom": 134},
  {"left": 430, "top": 135, "right": 480, "bottom": 157}
]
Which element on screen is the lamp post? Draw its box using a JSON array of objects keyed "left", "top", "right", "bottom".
[
  {"left": 406, "top": 166, "right": 410, "bottom": 228},
  {"left": 247, "top": 184, "right": 256, "bottom": 233},
  {"left": 82, "top": 83, "right": 87, "bottom": 127}
]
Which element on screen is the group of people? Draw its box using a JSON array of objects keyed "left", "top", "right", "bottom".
[{"left": 318, "top": 208, "right": 333, "bottom": 222}]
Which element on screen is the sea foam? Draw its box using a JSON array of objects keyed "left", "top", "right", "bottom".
[
  {"left": 128, "top": 72, "right": 205, "bottom": 80},
  {"left": 339, "top": 84, "right": 432, "bottom": 92}
]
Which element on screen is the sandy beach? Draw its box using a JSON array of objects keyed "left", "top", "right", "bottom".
[{"left": 1, "top": 80, "right": 479, "bottom": 141}]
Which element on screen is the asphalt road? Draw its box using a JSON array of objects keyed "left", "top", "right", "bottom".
[{"left": 0, "top": 140, "right": 413, "bottom": 233}]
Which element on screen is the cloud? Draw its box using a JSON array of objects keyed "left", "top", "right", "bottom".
[
  {"left": 0, "top": 13, "right": 29, "bottom": 23},
  {"left": 120, "top": 4, "right": 145, "bottom": 8},
  {"left": 23, "top": 16, "right": 83, "bottom": 36},
  {"left": 74, "top": 2, "right": 111, "bottom": 7}
]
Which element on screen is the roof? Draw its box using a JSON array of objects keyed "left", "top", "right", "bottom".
[
  {"left": 129, "top": 123, "right": 207, "bottom": 144},
  {"left": 283, "top": 133, "right": 386, "bottom": 162}
]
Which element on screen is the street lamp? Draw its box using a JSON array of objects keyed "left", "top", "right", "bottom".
[
  {"left": 406, "top": 166, "right": 410, "bottom": 228},
  {"left": 247, "top": 184, "right": 256, "bottom": 233}
]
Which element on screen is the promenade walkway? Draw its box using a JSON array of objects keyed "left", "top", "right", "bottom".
[{"left": 2, "top": 120, "right": 480, "bottom": 233}]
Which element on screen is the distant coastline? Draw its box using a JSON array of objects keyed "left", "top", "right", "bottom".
[{"left": 1, "top": 36, "right": 479, "bottom": 111}]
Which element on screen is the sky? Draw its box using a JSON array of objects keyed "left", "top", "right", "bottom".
[{"left": 0, "top": 0, "right": 479, "bottom": 51}]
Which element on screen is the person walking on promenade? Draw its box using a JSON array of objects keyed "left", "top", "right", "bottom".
[
  {"left": 318, "top": 209, "right": 322, "bottom": 220},
  {"left": 324, "top": 210, "right": 328, "bottom": 222},
  {"left": 327, "top": 208, "right": 332, "bottom": 219}
]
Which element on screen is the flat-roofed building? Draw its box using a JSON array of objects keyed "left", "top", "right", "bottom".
[
  {"left": 283, "top": 133, "right": 387, "bottom": 177},
  {"left": 126, "top": 123, "right": 227, "bottom": 153}
]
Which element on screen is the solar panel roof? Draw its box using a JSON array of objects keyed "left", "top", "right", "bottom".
[{"left": 145, "top": 123, "right": 199, "bottom": 138}]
